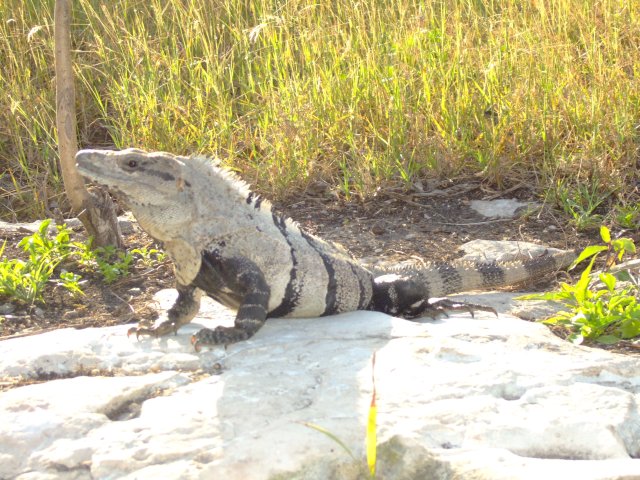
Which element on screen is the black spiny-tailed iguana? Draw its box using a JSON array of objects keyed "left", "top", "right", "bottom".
[{"left": 75, "top": 148, "right": 575, "bottom": 351}]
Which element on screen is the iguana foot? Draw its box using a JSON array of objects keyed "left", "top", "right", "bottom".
[
  {"left": 403, "top": 298, "right": 498, "bottom": 320},
  {"left": 191, "top": 326, "right": 252, "bottom": 352},
  {"left": 127, "top": 320, "right": 181, "bottom": 340}
]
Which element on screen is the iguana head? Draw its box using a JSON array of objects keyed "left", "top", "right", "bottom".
[{"left": 76, "top": 148, "right": 195, "bottom": 240}]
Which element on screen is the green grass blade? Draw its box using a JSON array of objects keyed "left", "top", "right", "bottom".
[{"left": 300, "top": 422, "right": 357, "bottom": 462}]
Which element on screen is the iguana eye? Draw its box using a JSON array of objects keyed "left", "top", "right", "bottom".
[{"left": 128, "top": 160, "right": 138, "bottom": 168}]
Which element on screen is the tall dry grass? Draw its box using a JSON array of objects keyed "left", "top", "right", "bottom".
[{"left": 1, "top": 0, "right": 639, "bottom": 219}]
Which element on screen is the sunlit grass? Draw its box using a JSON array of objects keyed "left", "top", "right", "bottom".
[{"left": 1, "top": 0, "right": 639, "bottom": 219}]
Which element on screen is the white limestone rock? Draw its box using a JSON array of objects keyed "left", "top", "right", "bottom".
[
  {"left": 0, "top": 289, "right": 639, "bottom": 479},
  {"left": 470, "top": 199, "right": 537, "bottom": 219},
  {"left": 459, "top": 239, "right": 567, "bottom": 262}
]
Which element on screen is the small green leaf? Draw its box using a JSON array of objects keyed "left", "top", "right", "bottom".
[
  {"left": 542, "top": 313, "right": 573, "bottom": 325},
  {"left": 600, "top": 225, "right": 611, "bottom": 243},
  {"left": 613, "top": 238, "right": 636, "bottom": 255},
  {"left": 38, "top": 219, "right": 52, "bottom": 235},
  {"left": 573, "top": 256, "right": 597, "bottom": 303}
]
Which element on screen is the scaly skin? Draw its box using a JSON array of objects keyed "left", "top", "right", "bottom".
[{"left": 76, "top": 148, "right": 575, "bottom": 350}]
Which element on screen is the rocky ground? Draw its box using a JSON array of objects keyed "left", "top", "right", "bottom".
[
  {"left": 1, "top": 180, "right": 640, "bottom": 479},
  {"left": 1, "top": 270, "right": 639, "bottom": 479}
]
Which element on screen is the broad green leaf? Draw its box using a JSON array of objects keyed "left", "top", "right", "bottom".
[
  {"left": 620, "top": 318, "right": 640, "bottom": 339},
  {"left": 570, "top": 245, "right": 607, "bottom": 269},
  {"left": 599, "top": 272, "right": 616, "bottom": 292},
  {"left": 596, "top": 334, "right": 621, "bottom": 345},
  {"left": 574, "top": 256, "right": 597, "bottom": 303}
]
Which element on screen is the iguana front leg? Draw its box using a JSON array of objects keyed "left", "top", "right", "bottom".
[
  {"left": 191, "top": 256, "right": 271, "bottom": 352},
  {"left": 128, "top": 283, "right": 202, "bottom": 338}
]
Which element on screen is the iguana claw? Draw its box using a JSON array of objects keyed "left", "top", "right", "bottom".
[
  {"left": 127, "top": 321, "right": 180, "bottom": 340},
  {"left": 423, "top": 298, "right": 498, "bottom": 319},
  {"left": 126, "top": 327, "right": 140, "bottom": 339},
  {"left": 190, "top": 334, "right": 202, "bottom": 353},
  {"left": 190, "top": 326, "right": 250, "bottom": 352}
]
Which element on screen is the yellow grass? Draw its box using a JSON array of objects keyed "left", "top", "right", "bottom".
[{"left": 1, "top": 0, "right": 639, "bottom": 220}]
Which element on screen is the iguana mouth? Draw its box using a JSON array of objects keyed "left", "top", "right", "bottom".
[{"left": 75, "top": 150, "right": 118, "bottom": 183}]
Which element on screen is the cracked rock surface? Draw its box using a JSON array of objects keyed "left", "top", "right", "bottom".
[{"left": 1, "top": 288, "right": 639, "bottom": 479}]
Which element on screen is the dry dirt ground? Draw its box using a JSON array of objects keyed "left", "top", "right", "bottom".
[{"left": 1, "top": 177, "right": 637, "bottom": 354}]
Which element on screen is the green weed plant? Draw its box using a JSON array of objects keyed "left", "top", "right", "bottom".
[
  {"left": 77, "top": 244, "right": 166, "bottom": 284},
  {"left": 553, "top": 178, "right": 611, "bottom": 231},
  {"left": 0, "top": 219, "right": 166, "bottom": 304},
  {"left": 614, "top": 204, "right": 640, "bottom": 229},
  {"left": 520, "top": 226, "right": 640, "bottom": 345},
  {"left": 0, "top": 220, "right": 84, "bottom": 303}
]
